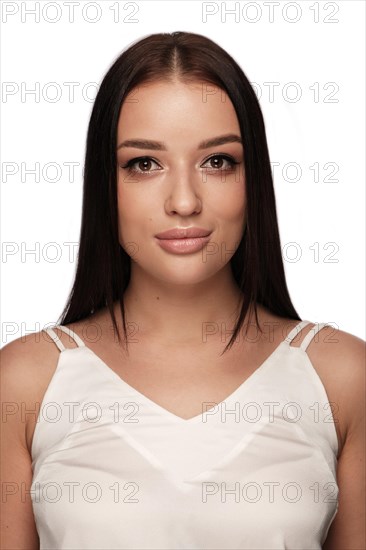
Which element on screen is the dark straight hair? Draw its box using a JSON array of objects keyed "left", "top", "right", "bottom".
[{"left": 58, "top": 31, "right": 301, "bottom": 355}]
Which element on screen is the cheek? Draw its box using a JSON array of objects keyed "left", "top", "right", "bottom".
[
  {"left": 117, "top": 187, "right": 136, "bottom": 244},
  {"left": 210, "top": 181, "right": 246, "bottom": 224},
  {"left": 117, "top": 186, "right": 154, "bottom": 247}
]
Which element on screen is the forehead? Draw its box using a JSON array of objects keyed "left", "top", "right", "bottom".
[{"left": 116, "top": 80, "right": 241, "bottom": 139}]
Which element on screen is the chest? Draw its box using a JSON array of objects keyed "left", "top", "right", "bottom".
[
  {"left": 83, "top": 335, "right": 345, "bottom": 455},
  {"left": 84, "top": 337, "right": 279, "bottom": 420}
]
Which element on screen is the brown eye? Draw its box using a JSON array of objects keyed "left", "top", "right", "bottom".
[
  {"left": 120, "top": 156, "right": 162, "bottom": 175},
  {"left": 210, "top": 157, "right": 224, "bottom": 169},
  {"left": 202, "top": 155, "right": 238, "bottom": 171},
  {"left": 138, "top": 159, "right": 153, "bottom": 171}
]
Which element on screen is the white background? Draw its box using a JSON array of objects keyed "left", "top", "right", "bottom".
[{"left": 1, "top": 0, "right": 365, "bottom": 344}]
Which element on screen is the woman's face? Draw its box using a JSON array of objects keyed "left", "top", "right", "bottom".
[{"left": 116, "top": 79, "right": 246, "bottom": 286}]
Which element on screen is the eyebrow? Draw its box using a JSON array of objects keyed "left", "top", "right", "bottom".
[{"left": 117, "top": 133, "right": 242, "bottom": 151}]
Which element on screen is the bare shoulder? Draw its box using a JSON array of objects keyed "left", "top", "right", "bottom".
[
  {"left": 307, "top": 328, "right": 365, "bottom": 548},
  {"left": 0, "top": 330, "right": 65, "bottom": 454},
  {"left": 0, "top": 331, "right": 65, "bottom": 549},
  {"left": 0, "top": 330, "right": 59, "bottom": 402},
  {"left": 304, "top": 323, "right": 365, "bottom": 456},
  {"left": 0, "top": 329, "right": 61, "bottom": 389}
]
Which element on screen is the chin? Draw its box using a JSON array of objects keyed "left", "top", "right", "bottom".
[{"left": 147, "top": 264, "right": 218, "bottom": 286}]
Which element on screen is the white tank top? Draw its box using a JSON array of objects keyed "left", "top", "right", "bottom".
[{"left": 30, "top": 319, "right": 339, "bottom": 549}]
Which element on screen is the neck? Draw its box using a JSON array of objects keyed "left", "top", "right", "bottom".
[{"left": 116, "top": 264, "right": 248, "bottom": 347}]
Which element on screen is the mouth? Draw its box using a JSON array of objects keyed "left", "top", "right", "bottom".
[
  {"left": 154, "top": 234, "right": 212, "bottom": 255},
  {"left": 154, "top": 227, "right": 212, "bottom": 240}
]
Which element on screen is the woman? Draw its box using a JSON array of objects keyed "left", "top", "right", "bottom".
[{"left": 1, "top": 31, "right": 364, "bottom": 550}]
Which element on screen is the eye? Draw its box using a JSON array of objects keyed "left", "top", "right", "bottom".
[
  {"left": 201, "top": 154, "right": 239, "bottom": 172},
  {"left": 120, "top": 156, "right": 162, "bottom": 174}
]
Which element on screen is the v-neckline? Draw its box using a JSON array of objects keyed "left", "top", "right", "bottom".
[{"left": 65, "top": 338, "right": 289, "bottom": 425}]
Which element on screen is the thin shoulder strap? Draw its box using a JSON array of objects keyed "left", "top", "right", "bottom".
[
  {"left": 284, "top": 320, "right": 312, "bottom": 345},
  {"left": 56, "top": 325, "right": 86, "bottom": 347},
  {"left": 43, "top": 327, "right": 65, "bottom": 352},
  {"left": 299, "top": 322, "right": 330, "bottom": 352},
  {"left": 43, "top": 325, "right": 85, "bottom": 352}
]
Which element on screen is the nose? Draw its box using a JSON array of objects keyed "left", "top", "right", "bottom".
[{"left": 164, "top": 166, "right": 202, "bottom": 216}]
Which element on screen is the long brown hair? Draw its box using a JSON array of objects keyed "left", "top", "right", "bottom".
[{"left": 58, "top": 31, "right": 301, "bottom": 355}]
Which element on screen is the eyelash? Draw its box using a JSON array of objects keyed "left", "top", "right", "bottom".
[{"left": 119, "top": 154, "right": 239, "bottom": 176}]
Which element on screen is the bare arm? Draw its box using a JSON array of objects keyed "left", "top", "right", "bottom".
[
  {"left": 322, "top": 331, "right": 366, "bottom": 549},
  {"left": 1, "top": 337, "right": 41, "bottom": 549}
]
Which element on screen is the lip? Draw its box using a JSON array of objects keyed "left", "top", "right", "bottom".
[
  {"left": 155, "top": 235, "right": 212, "bottom": 255},
  {"left": 155, "top": 227, "right": 212, "bottom": 240}
]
